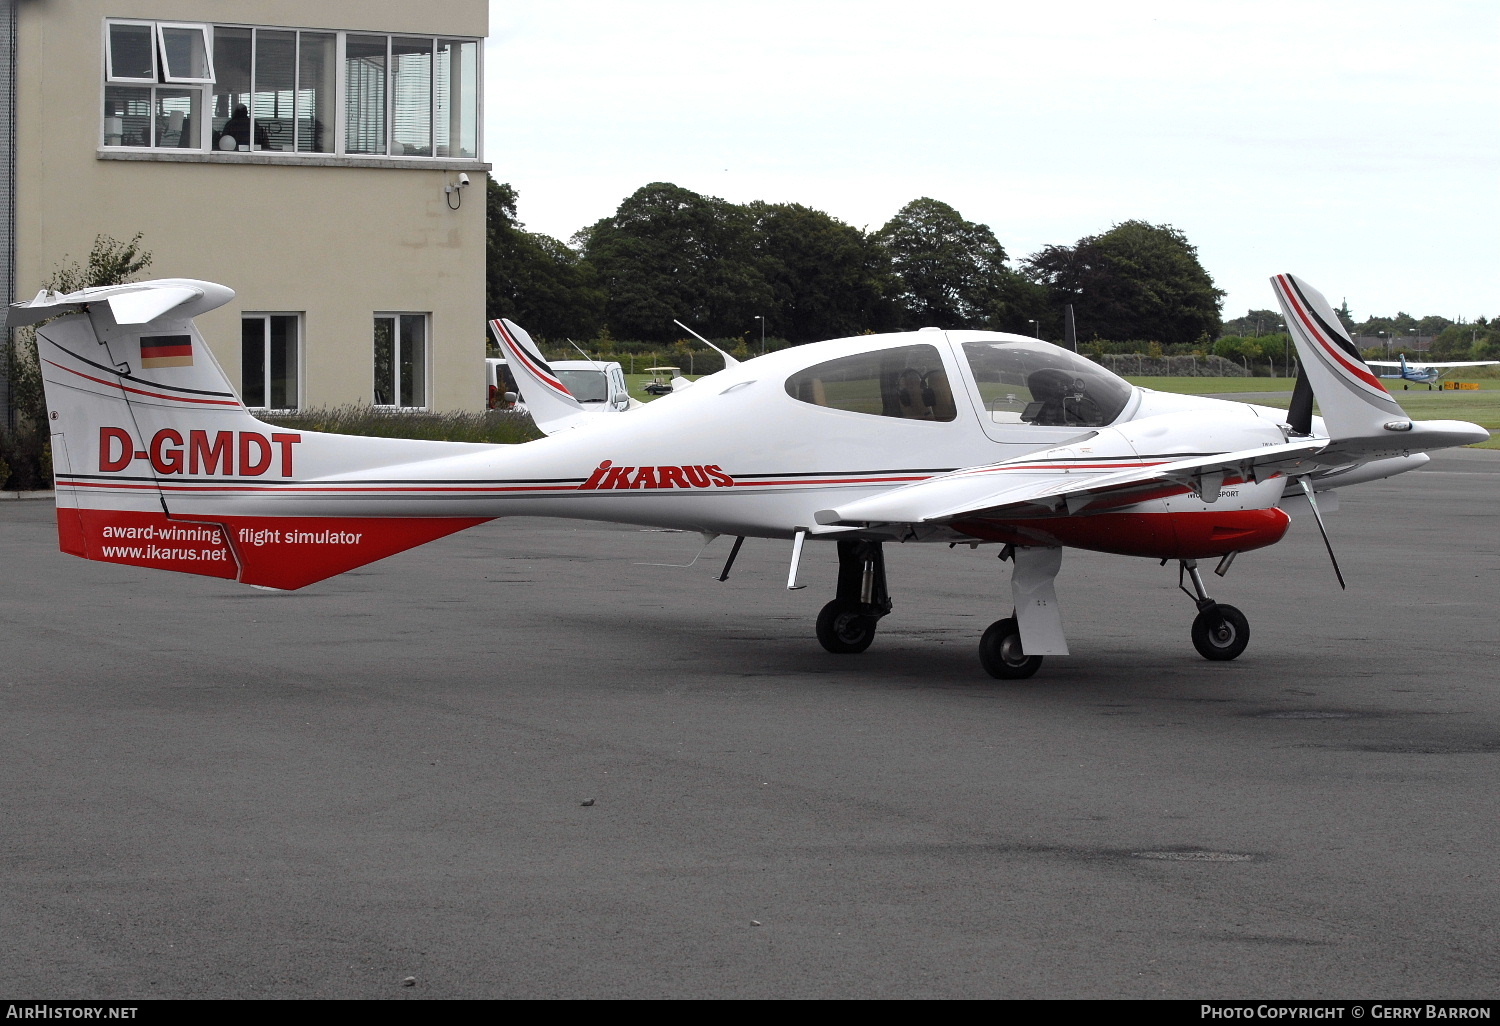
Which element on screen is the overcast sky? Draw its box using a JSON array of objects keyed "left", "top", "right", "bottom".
[{"left": 484, "top": 0, "right": 1497, "bottom": 325}]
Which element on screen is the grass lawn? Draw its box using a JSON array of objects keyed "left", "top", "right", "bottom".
[
  {"left": 1126, "top": 376, "right": 1299, "bottom": 394},
  {"left": 625, "top": 371, "right": 702, "bottom": 403},
  {"left": 1129, "top": 377, "right": 1500, "bottom": 449}
]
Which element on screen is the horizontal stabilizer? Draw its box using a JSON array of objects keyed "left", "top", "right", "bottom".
[{"left": 7, "top": 279, "right": 234, "bottom": 328}]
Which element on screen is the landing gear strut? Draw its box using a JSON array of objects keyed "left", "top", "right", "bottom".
[
  {"left": 1179, "top": 558, "right": 1250, "bottom": 661},
  {"left": 815, "top": 540, "right": 891, "bottom": 654}
]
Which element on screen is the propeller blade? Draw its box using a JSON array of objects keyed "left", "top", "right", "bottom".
[{"left": 1297, "top": 478, "right": 1346, "bottom": 590}]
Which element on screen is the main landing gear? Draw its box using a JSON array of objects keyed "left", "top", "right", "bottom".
[
  {"left": 815, "top": 540, "right": 892, "bottom": 655},
  {"left": 1179, "top": 557, "right": 1250, "bottom": 661},
  {"left": 978, "top": 616, "right": 1043, "bottom": 680}
]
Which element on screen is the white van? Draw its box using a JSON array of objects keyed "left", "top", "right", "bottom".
[
  {"left": 486, "top": 357, "right": 635, "bottom": 412},
  {"left": 485, "top": 357, "right": 523, "bottom": 410}
]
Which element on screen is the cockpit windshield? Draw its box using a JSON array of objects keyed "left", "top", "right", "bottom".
[
  {"left": 555, "top": 369, "right": 609, "bottom": 403},
  {"left": 961, "top": 340, "right": 1132, "bottom": 427}
]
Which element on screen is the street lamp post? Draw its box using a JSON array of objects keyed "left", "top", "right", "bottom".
[
  {"left": 1027, "top": 319, "right": 1039, "bottom": 338},
  {"left": 753, "top": 315, "right": 766, "bottom": 356}
]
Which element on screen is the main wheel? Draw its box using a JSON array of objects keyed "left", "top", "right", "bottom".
[
  {"left": 979, "top": 617, "right": 1043, "bottom": 680},
  {"left": 1191, "top": 603, "right": 1250, "bottom": 661},
  {"left": 816, "top": 600, "right": 877, "bottom": 654}
]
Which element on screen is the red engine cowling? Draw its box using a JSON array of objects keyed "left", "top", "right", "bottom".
[{"left": 951, "top": 507, "right": 1291, "bottom": 559}]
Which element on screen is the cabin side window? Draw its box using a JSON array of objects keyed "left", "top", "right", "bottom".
[{"left": 784, "top": 344, "right": 957, "bottom": 422}]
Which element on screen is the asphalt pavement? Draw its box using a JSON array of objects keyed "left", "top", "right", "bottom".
[{"left": 2, "top": 450, "right": 1498, "bottom": 998}]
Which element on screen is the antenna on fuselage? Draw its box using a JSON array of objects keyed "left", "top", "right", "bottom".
[
  {"left": 565, "top": 338, "right": 606, "bottom": 372},
  {"left": 672, "top": 319, "right": 741, "bottom": 370},
  {"left": 1063, "top": 305, "right": 1078, "bottom": 353}
]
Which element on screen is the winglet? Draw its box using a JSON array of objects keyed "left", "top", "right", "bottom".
[{"left": 487, "top": 318, "right": 590, "bottom": 435}]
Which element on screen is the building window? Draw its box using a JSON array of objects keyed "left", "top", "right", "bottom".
[
  {"left": 242, "top": 314, "right": 300, "bottom": 410},
  {"left": 373, "top": 314, "right": 427, "bottom": 408},
  {"left": 156, "top": 24, "right": 215, "bottom": 83},
  {"left": 212, "top": 27, "right": 335, "bottom": 153},
  {"left": 104, "top": 21, "right": 213, "bottom": 149},
  {"left": 103, "top": 22, "right": 479, "bottom": 160}
]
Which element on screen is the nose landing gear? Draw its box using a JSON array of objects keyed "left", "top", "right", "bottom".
[
  {"left": 1180, "top": 558, "right": 1250, "bottom": 661},
  {"left": 815, "top": 540, "right": 892, "bottom": 655}
]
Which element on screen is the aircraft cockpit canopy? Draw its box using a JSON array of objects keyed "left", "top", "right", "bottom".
[{"left": 961, "top": 340, "right": 1132, "bottom": 427}]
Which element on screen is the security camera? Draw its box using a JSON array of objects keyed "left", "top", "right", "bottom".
[{"left": 458, "top": 173, "right": 470, "bottom": 188}]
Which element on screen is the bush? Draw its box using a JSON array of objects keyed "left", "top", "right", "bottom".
[{"left": 259, "top": 405, "right": 544, "bottom": 444}]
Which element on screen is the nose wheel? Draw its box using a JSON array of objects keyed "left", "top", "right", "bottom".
[
  {"left": 1179, "top": 558, "right": 1250, "bottom": 661},
  {"left": 979, "top": 616, "right": 1043, "bottom": 679},
  {"left": 1190, "top": 603, "right": 1249, "bottom": 660}
]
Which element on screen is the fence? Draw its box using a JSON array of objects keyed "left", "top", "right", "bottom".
[{"left": 1088, "top": 354, "right": 1251, "bottom": 377}]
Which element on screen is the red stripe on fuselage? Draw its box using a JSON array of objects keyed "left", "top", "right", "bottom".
[{"left": 44, "top": 360, "right": 242, "bottom": 407}]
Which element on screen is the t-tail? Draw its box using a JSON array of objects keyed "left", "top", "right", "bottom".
[
  {"left": 1270, "top": 274, "right": 1487, "bottom": 454},
  {"left": 10, "top": 279, "right": 503, "bottom": 589}
]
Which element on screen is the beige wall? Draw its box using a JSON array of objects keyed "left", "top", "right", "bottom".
[{"left": 15, "top": 0, "right": 491, "bottom": 412}]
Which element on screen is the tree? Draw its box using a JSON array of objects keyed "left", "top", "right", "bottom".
[
  {"left": 1026, "top": 220, "right": 1224, "bottom": 346},
  {"left": 3, "top": 234, "right": 152, "bottom": 487},
  {"left": 1220, "top": 309, "right": 1286, "bottom": 337},
  {"left": 875, "top": 198, "right": 1014, "bottom": 329},
  {"left": 746, "top": 201, "right": 897, "bottom": 343},
  {"left": 583, "top": 182, "right": 772, "bottom": 343},
  {"left": 486, "top": 179, "right": 605, "bottom": 341}
]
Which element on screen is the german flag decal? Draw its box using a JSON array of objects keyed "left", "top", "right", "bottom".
[{"left": 140, "top": 334, "right": 194, "bottom": 368}]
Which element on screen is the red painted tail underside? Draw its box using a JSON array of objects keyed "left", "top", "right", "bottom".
[{"left": 60, "top": 508, "right": 492, "bottom": 590}]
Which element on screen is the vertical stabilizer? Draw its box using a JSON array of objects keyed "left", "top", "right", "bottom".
[
  {"left": 1271, "top": 274, "right": 1405, "bottom": 439},
  {"left": 488, "top": 318, "right": 590, "bottom": 434}
]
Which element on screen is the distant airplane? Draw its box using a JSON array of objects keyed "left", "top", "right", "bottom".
[{"left": 1367, "top": 353, "right": 1500, "bottom": 389}]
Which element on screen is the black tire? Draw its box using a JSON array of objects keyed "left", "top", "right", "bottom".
[
  {"left": 1191, "top": 603, "right": 1250, "bottom": 661},
  {"left": 816, "top": 600, "right": 877, "bottom": 654},
  {"left": 978, "top": 617, "right": 1043, "bottom": 680}
]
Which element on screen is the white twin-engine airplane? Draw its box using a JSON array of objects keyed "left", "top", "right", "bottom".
[{"left": 11, "top": 274, "right": 1487, "bottom": 679}]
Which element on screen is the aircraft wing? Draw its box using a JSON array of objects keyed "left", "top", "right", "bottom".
[
  {"left": 816, "top": 439, "right": 1330, "bottom": 527},
  {"left": 1367, "top": 360, "right": 1499, "bottom": 369}
]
